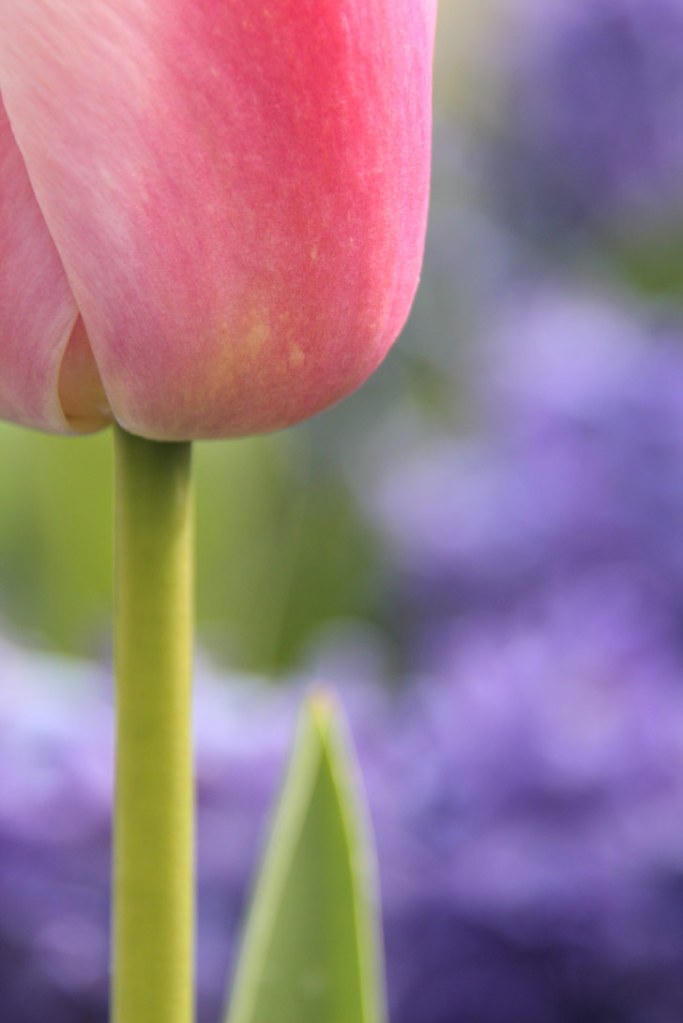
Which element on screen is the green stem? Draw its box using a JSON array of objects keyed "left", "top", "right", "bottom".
[{"left": 112, "top": 425, "right": 194, "bottom": 1023}]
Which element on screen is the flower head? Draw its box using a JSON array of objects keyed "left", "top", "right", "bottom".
[{"left": 0, "top": 1, "right": 435, "bottom": 439}]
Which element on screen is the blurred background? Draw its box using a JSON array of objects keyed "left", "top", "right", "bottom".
[{"left": 6, "top": 2, "right": 683, "bottom": 1020}]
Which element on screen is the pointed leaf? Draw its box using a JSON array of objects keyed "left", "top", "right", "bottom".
[{"left": 225, "top": 691, "right": 386, "bottom": 1023}]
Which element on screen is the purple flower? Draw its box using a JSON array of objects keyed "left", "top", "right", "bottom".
[
  {"left": 377, "top": 622, "right": 683, "bottom": 1023},
  {"left": 492, "top": 0, "right": 683, "bottom": 241},
  {"left": 372, "top": 286, "right": 683, "bottom": 674},
  {"left": 0, "top": 649, "right": 293, "bottom": 1023},
  {"left": 5, "top": 596, "right": 683, "bottom": 1023}
]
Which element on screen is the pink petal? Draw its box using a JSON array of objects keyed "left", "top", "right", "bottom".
[
  {"left": 0, "top": 97, "right": 110, "bottom": 433},
  {"left": 0, "top": 0, "right": 435, "bottom": 440}
]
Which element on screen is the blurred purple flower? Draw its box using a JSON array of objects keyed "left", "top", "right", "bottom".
[
  {"left": 378, "top": 624, "right": 683, "bottom": 1023},
  {"left": 0, "top": 648, "right": 294, "bottom": 1023},
  {"left": 494, "top": 0, "right": 683, "bottom": 240},
  {"left": 372, "top": 286, "right": 683, "bottom": 674},
  {"left": 363, "top": 284, "right": 683, "bottom": 1020},
  {"left": 5, "top": 597, "right": 683, "bottom": 1023}
]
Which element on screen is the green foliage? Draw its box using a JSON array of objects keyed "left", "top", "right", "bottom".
[
  {"left": 0, "top": 424, "right": 375, "bottom": 671},
  {"left": 602, "top": 224, "right": 683, "bottom": 300},
  {"left": 196, "top": 433, "right": 375, "bottom": 671},
  {"left": 226, "top": 693, "right": 386, "bottom": 1023},
  {"left": 0, "top": 426, "right": 112, "bottom": 649}
]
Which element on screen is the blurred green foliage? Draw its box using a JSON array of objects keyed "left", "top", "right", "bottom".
[
  {"left": 195, "top": 430, "right": 376, "bottom": 672},
  {"left": 0, "top": 425, "right": 113, "bottom": 654},
  {"left": 0, "top": 421, "right": 375, "bottom": 673}
]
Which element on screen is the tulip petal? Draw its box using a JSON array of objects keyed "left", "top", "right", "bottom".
[
  {"left": 0, "top": 96, "right": 110, "bottom": 433},
  {"left": 0, "top": 0, "right": 435, "bottom": 440}
]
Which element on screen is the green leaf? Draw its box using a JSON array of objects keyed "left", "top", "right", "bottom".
[{"left": 225, "top": 691, "right": 387, "bottom": 1023}]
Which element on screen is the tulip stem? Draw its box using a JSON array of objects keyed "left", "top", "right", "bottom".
[{"left": 112, "top": 425, "right": 194, "bottom": 1023}]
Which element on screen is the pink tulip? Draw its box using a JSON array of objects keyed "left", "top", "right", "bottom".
[{"left": 0, "top": 1, "right": 436, "bottom": 440}]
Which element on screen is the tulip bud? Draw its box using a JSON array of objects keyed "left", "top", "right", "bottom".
[{"left": 0, "top": 1, "right": 436, "bottom": 440}]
